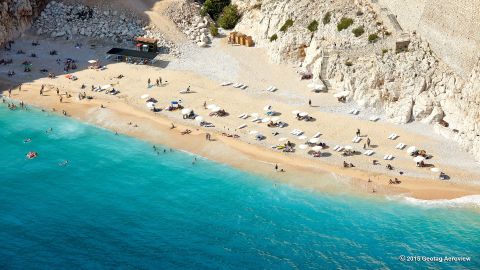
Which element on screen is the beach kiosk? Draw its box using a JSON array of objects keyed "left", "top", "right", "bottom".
[{"left": 134, "top": 37, "right": 159, "bottom": 52}]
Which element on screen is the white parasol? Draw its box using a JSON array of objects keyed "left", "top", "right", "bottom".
[
  {"left": 181, "top": 108, "right": 192, "bottom": 115},
  {"left": 195, "top": 116, "right": 204, "bottom": 122},
  {"left": 406, "top": 146, "right": 417, "bottom": 154},
  {"left": 312, "top": 146, "right": 322, "bottom": 152},
  {"left": 344, "top": 145, "right": 353, "bottom": 150},
  {"left": 413, "top": 156, "right": 425, "bottom": 163},
  {"left": 146, "top": 102, "right": 155, "bottom": 109},
  {"left": 299, "top": 112, "right": 308, "bottom": 117},
  {"left": 206, "top": 104, "right": 217, "bottom": 110},
  {"left": 292, "top": 110, "right": 301, "bottom": 115},
  {"left": 308, "top": 138, "right": 320, "bottom": 144}
]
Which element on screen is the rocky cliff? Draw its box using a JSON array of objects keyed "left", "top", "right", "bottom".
[
  {"left": 233, "top": 0, "right": 480, "bottom": 160},
  {"left": 0, "top": 0, "right": 48, "bottom": 46}
]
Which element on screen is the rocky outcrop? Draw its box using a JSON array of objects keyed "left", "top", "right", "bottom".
[
  {"left": 233, "top": 0, "right": 480, "bottom": 160},
  {"left": 164, "top": 0, "right": 213, "bottom": 47},
  {"left": 0, "top": 0, "right": 48, "bottom": 46},
  {"left": 32, "top": 1, "right": 179, "bottom": 55}
]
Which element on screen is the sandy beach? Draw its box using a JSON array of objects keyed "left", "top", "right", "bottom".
[
  {"left": 1, "top": 0, "right": 480, "bottom": 202},
  {"left": 1, "top": 32, "right": 480, "bottom": 201}
]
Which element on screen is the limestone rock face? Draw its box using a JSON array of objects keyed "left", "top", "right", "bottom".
[
  {"left": 0, "top": 0, "right": 48, "bottom": 46},
  {"left": 233, "top": 0, "right": 480, "bottom": 160}
]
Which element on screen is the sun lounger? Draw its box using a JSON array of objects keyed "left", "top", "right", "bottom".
[
  {"left": 233, "top": 83, "right": 242, "bottom": 88},
  {"left": 203, "top": 123, "right": 215, "bottom": 128},
  {"left": 395, "top": 143, "right": 406, "bottom": 149},
  {"left": 364, "top": 150, "right": 374, "bottom": 156},
  {"left": 221, "top": 82, "right": 232, "bottom": 86},
  {"left": 383, "top": 154, "right": 394, "bottom": 160},
  {"left": 251, "top": 117, "right": 259, "bottom": 122},
  {"left": 241, "top": 85, "right": 248, "bottom": 90},
  {"left": 333, "top": 145, "right": 340, "bottom": 151},
  {"left": 369, "top": 116, "right": 380, "bottom": 122},
  {"left": 313, "top": 132, "right": 322, "bottom": 138},
  {"left": 388, "top": 133, "right": 399, "bottom": 140},
  {"left": 290, "top": 129, "right": 303, "bottom": 136},
  {"left": 352, "top": 136, "right": 361, "bottom": 143},
  {"left": 242, "top": 114, "right": 249, "bottom": 119},
  {"left": 267, "top": 86, "right": 277, "bottom": 92},
  {"left": 237, "top": 124, "right": 247, "bottom": 129},
  {"left": 336, "top": 147, "right": 344, "bottom": 152}
]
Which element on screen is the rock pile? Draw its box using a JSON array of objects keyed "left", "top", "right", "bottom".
[
  {"left": 33, "top": 1, "right": 179, "bottom": 55},
  {"left": 164, "top": 0, "right": 213, "bottom": 47}
]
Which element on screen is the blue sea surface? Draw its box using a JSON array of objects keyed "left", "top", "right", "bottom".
[{"left": 0, "top": 105, "right": 479, "bottom": 270}]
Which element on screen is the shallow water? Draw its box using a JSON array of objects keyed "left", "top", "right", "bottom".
[{"left": 0, "top": 105, "right": 479, "bottom": 269}]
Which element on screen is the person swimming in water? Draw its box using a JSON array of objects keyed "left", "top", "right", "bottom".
[
  {"left": 59, "top": 160, "right": 69, "bottom": 166},
  {"left": 23, "top": 138, "right": 32, "bottom": 143}
]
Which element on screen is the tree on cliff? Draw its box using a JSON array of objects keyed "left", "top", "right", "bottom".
[{"left": 201, "top": 0, "right": 231, "bottom": 20}]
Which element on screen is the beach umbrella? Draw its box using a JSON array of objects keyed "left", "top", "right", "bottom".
[
  {"left": 278, "top": 137, "right": 287, "bottom": 142},
  {"left": 263, "top": 105, "right": 272, "bottom": 111},
  {"left": 261, "top": 117, "right": 271, "bottom": 123},
  {"left": 292, "top": 110, "right": 300, "bottom": 115},
  {"left": 206, "top": 104, "right": 217, "bottom": 110},
  {"left": 344, "top": 145, "right": 353, "bottom": 150},
  {"left": 249, "top": 130, "right": 259, "bottom": 135},
  {"left": 406, "top": 146, "right": 417, "bottom": 154},
  {"left": 181, "top": 108, "right": 192, "bottom": 115},
  {"left": 299, "top": 144, "right": 308, "bottom": 150},
  {"left": 146, "top": 102, "right": 155, "bottom": 109},
  {"left": 271, "top": 116, "right": 280, "bottom": 122},
  {"left": 211, "top": 107, "right": 221, "bottom": 113},
  {"left": 195, "top": 116, "right": 204, "bottom": 122},
  {"left": 333, "top": 91, "right": 350, "bottom": 98},
  {"left": 251, "top": 113, "right": 259, "bottom": 118},
  {"left": 87, "top": 60, "right": 97, "bottom": 64},
  {"left": 430, "top": 167, "right": 440, "bottom": 173},
  {"left": 299, "top": 112, "right": 308, "bottom": 117},
  {"left": 298, "top": 135, "right": 307, "bottom": 140},
  {"left": 141, "top": 94, "right": 149, "bottom": 99},
  {"left": 413, "top": 156, "right": 425, "bottom": 163},
  {"left": 308, "top": 138, "right": 320, "bottom": 144},
  {"left": 312, "top": 146, "right": 322, "bottom": 152}
]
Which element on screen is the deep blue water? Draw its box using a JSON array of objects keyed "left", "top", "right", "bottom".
[{"left": 0, "top": 104, "right": 479, "bottom": 270}]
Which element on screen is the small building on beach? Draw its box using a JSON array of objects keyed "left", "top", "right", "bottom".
[{"left": 134, "top": 37, "right": 159, "bottom": 52}]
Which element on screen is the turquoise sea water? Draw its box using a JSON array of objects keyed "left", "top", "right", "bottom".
[{"left": 0, "top": 105, "right": 479, "bottom": 270}]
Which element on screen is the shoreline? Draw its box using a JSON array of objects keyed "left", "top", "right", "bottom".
[{"left": 4, "top": 82, "right": 480, "bottom": 201}]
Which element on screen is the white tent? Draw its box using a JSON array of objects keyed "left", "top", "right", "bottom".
[{"left": 299, "top": 112, "right": 308, "bottom": 117}]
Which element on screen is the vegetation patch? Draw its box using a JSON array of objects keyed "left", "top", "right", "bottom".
[
  {"left": 270, "top": 34, "right": 278, "bottom": 42},
  {"left": 337, "top": 17, "right": 353, "bottom": 31},
  {"left": 252, "top": 3, "right": 261, "bottom": 9},
  {"left": 368, "top": 33, "right": 379, "bottom": 43},
  {"left": 210, "top": 24, "right": 219, "bottom": 37},
  {"left": 322, "top": 11, "right": 331, "bottom": 25},
  {"left": 280, "top": 19, "right": 294, "bottom": 32},
  {"left": 345, "top": 61, "right": 353, "bottom": 66},
  {"left": 201, "top": 0, "right": 231, "bottom": 20},
  {"left": 352, "top": 26, "right": 364, "bottom": 37},
  {"left": 307, "top": 20, "right": 319, "bottom": 32},
  {"left": 218, "top": 4, "right": 240, "bottom": 30}
]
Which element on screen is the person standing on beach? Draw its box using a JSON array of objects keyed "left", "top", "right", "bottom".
[
  {"left": 18, "top": 84, "right": 22, "bottom": 92},
  {"left": 156, "top": 79, "right": 159, "bottom": 86},
  {"left": 308, "top": 99, "right": 312, "bottom": 106},
  {"left": 367, "top": 137, "right": 371, "bottom": 148},
  {"left": 356, "top": 128, "right": 361, "bottom": 137},
  {"left": 59, "top": 96, "right": 63, "bottom": 103},
  {"left": 159, "top": 77, "right": 162, "bottom": 85},
  {"left": 8, "top": 88, "right": 11, "bottom": 97},
  {"left": 275, "top": 164, "right": 278, "bottom": 171},
  {"left": 203, "top": 101, "right": 207, "bottom": 109},
  {"left": 56, "top": 88, "right": 59, "bottom": 95},
  {"left": 40, "top": 88, "right": 43, "bottom": 96},
  {"left": 147, "top": 78, "right": 151, "bottom": 87}
]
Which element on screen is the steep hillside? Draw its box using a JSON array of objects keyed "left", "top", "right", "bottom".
[
  {"left": 0, "top": 0, "right": 48, "bottom": 45},
  {"left": 233, "top": 0, "right": 480, "bottom": 160}
]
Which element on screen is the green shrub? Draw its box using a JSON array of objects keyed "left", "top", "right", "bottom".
[
  {"left": 201, "top": 0, "right": 231, "bottom": 20},
  {"left": 252, "top": 3, "right": 261, "bottom": 9},
  {"left": 323, "top": 11, "right": 331, "bottom": 25},
  {"left": 385, "top": 31, "right": 391, "bottom": 36},
  {"left": 337, "top": 17, "right": 353, "bottom": 31},
  {"left": 307, "top": 20, "right": 319, "bottom": 32},
  {"left": 382, "top": 48, "right": 388, "bottom": 54},
  {"left": 352, "top": 26, "right": 364, "bottom": 37},
  {"left": 218, "top": 4, "right": 240, "bottom": 29},
  {"left": 345, "top": 61, "right": 353, "bottom": 66},
  {"left": 270, "top": 34, "right": 278, "bottom": 42},
  {"left": 210, "top": 24, "right": 219, "bottom": 37},
  {"left": 368, "top": 33, "right": 379, "bottom": 43},
  {"left": 280, "top": 19, "right": 294, "bottom": 32},
  {"left": 356, "top": 10, "right": 364, "bottom": 16}
]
